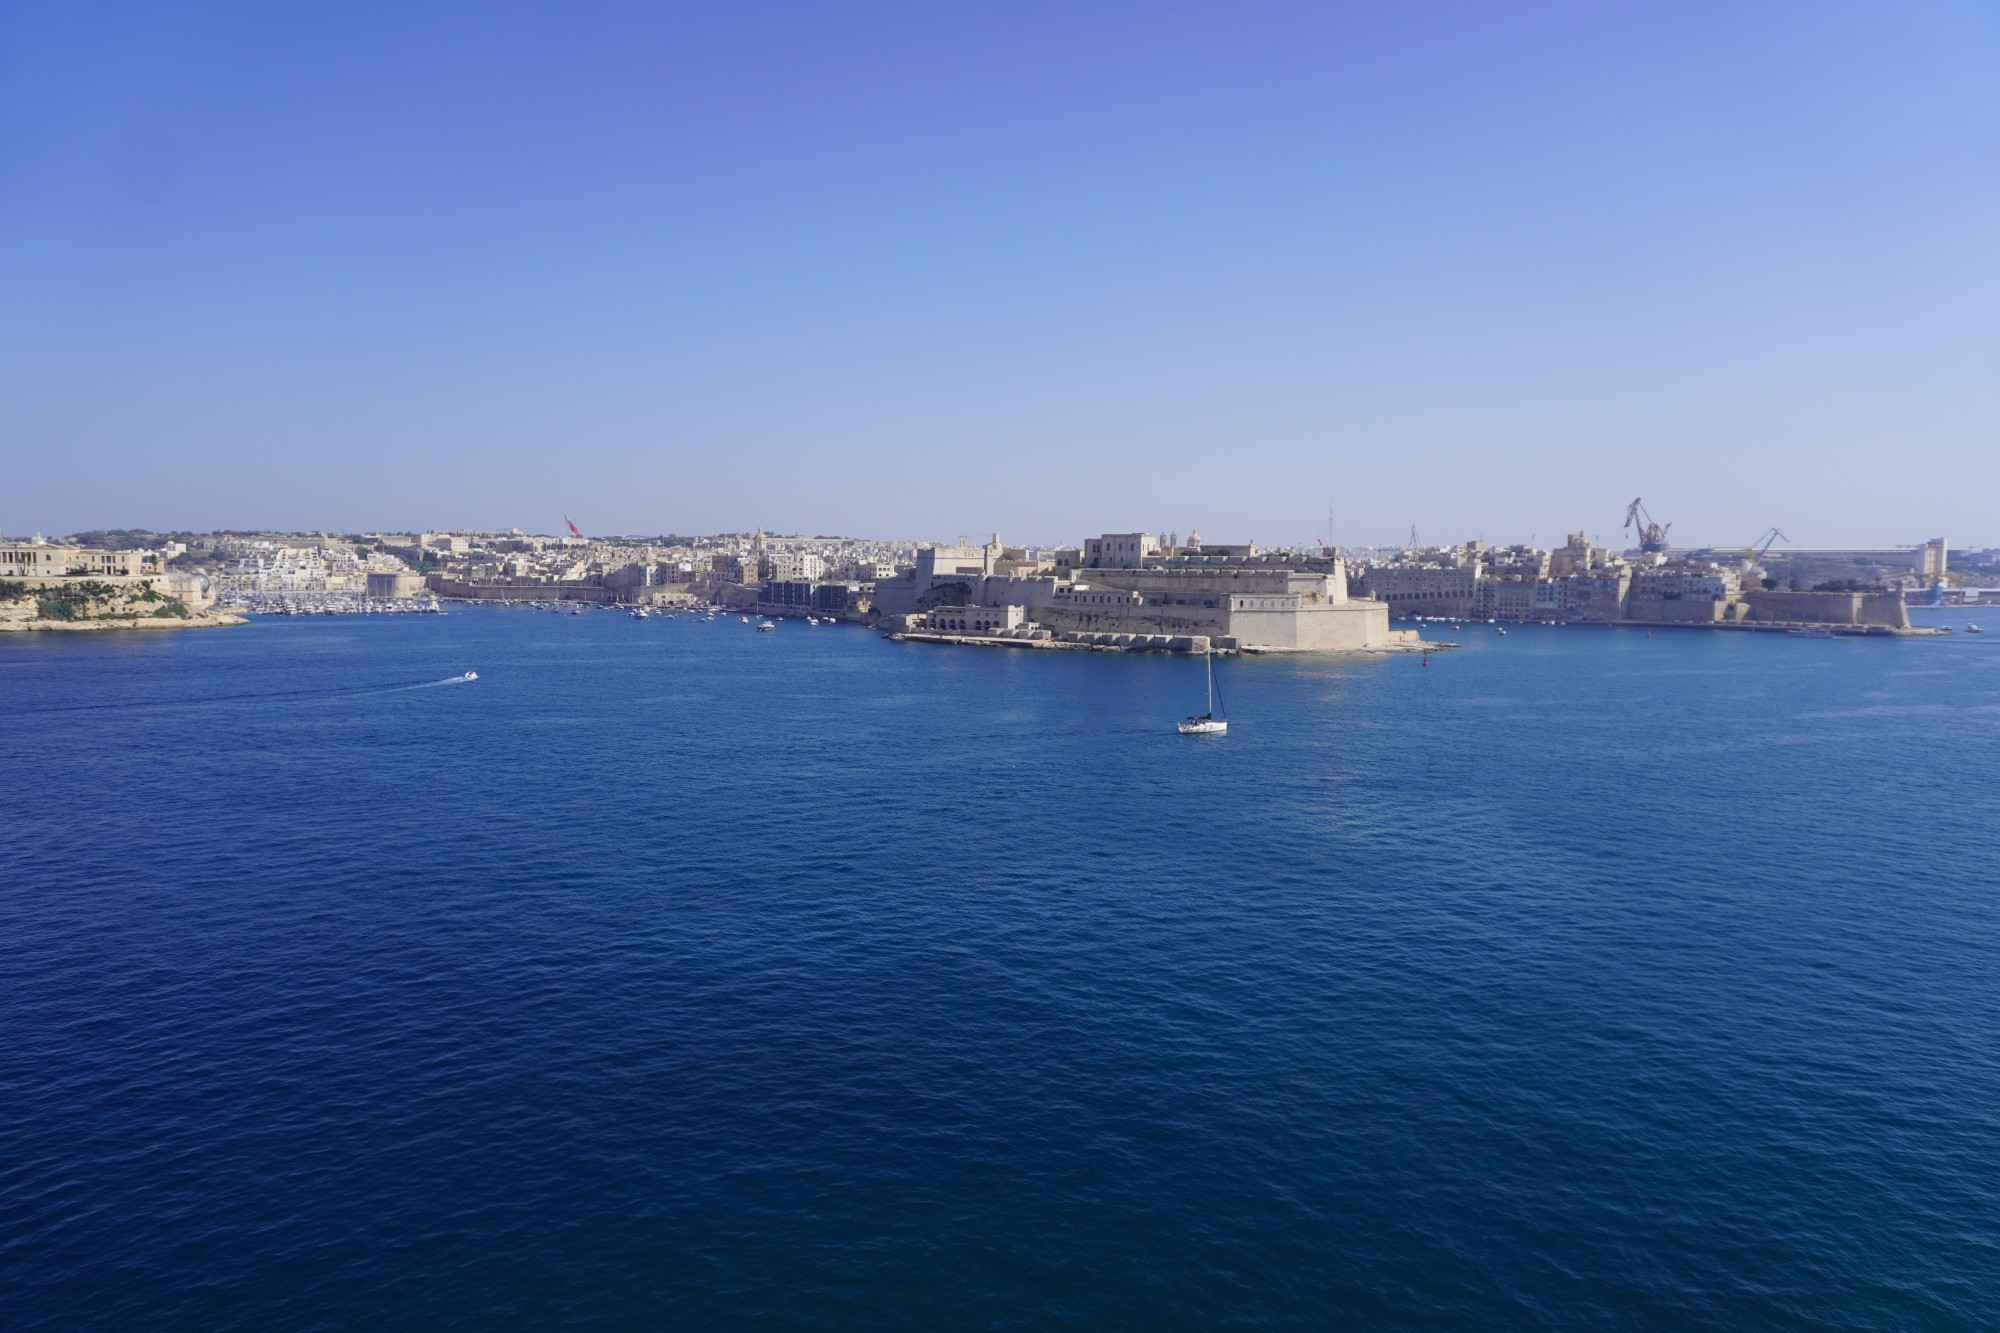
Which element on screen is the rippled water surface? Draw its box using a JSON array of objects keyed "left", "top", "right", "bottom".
[{"left": 4, "top": 607, "right": 1997, "bottom": 1329}]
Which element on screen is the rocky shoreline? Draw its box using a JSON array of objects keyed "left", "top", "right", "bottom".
[
  {"left": 0, "top": 608, "right": 247, "bottom": 632},
  {"left": 0, "top": 578, "right": 247, "bottom": 633}
]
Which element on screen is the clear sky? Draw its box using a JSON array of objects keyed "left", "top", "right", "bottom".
[{"left": 3, "top": 1, "right": 1995, "bottom": 548}]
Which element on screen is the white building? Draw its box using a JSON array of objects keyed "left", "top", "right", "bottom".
[
  {"left": 1083, "top": 533, "right": 1160, "bottom": 569},
  {"left": 927, "top": 605, "right": 1028, "bottom": 634}
]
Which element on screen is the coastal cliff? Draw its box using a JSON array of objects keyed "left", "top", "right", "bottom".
[{"left": 0, "top": 578, "right": 244, "bottom": 632}]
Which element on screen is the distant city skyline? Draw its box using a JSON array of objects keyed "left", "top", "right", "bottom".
[
  {"left": 5, "top": 3, "right": 1995, "bottom": 547},
  {"left": 3, "top": 508, "right": 1984, "bottom": 548}
]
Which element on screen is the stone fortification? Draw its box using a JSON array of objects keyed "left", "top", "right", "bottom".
[
  {"left": 1741, "top": 590, "right": 1910, "bottom": 629},
  {"left": 877, "top": 534, "right": 1408, "bottom": 652},
  {"left": 1081, "top": 562, "right": 1399, "bottom": 652},
  {"left": 1354, "top": 534, "right": 1932, "bottom": 632},
  {"left": 434, "top": 578, "right": 615, "bottom": 604},
  {"left": 1624, "top": 594, "right": 1751, "bottom": 625}
]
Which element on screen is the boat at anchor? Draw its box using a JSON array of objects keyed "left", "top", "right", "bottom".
[{"left": 1178, "top": 646, "right": 1228, "bottom": 735}]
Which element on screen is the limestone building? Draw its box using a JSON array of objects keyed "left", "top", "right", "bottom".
[{"left": 875, "top": 531, "right": 1403, "bottom": 652}]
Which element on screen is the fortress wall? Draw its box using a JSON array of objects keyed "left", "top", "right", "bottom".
[
  {"left": 1625, "top": 595, "right": 1728, "bottom": 624},
  {"left": 1087, "top": 568, "right": 1315, "bottom": 600},
  {"left": 1742, "top": 590, "right": 1909, "bottom": 628},
  {"left": 1033, "top": 606, "right": 1230, "bottom": 638},
  {"left": 1226, "top": 601, "right": 1392, "bottom": 651}
]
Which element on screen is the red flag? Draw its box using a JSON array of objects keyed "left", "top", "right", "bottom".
[{"left": 565, "top": 514, "right": 582, "bottom": 537}]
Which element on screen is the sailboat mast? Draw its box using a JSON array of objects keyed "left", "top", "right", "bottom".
[{"left": 1206, "top": 646, "right": 1215, "bottom": 715}]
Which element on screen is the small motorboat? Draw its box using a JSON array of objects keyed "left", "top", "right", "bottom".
[
  {"left": 462, "top": 671, "right": 478, "bottom": 681},
  {"left": 1967, "top": 624, "right": 1983, "bottom": 634},
  {"left": 756, "top": 620, "right": 776, "bottom": 632}
]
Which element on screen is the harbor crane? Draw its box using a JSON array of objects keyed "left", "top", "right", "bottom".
[
  {"left": 1623, "top": 497, "right": 1673, "bottom": 553},
  {"left": 1746, "top": 527, "right": 1788, "bottom": 561}
]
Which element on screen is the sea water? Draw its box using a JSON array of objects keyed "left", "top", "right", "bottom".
[{"left": 2, "top": 608, "right": 1996, "bottom": 1329}]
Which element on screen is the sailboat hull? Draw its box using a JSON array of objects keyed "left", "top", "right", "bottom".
[{"left": 1178, "top": 645, "right": 1227, "bottom": 733}]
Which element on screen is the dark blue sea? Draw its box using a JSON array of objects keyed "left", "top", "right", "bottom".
[{"left": 3, "top": 606, "right": 1997, "bottom": 1330}]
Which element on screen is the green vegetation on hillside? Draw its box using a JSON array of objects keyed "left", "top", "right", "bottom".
[
  {"left": 63, "top": 529, "right": 201, "bottom": 550},
  {"left": 32, "top": 580, "right": 189, "bottom": 622}
]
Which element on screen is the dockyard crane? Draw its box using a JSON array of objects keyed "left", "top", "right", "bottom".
[
  {"left": 1747, "top": 527, "right": 1788, "bottom": 560},
  {"left": 1623, "top": 498, "right": 1673, "bottom": 553},
  {"left": 1734, "top": 527, "right": 1788, "bottom": 573}
]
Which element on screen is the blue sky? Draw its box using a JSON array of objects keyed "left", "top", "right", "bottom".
[{"left": 3, "top": 1, "right": 1995, "bottom": 547}]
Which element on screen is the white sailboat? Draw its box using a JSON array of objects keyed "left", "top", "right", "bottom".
[{"left": 1178, "top": 646, "right": 1228, "bottom": 735}]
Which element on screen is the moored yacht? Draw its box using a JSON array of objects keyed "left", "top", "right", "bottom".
[{"left": 1177, "top": 646, "right": 1228, "bottom": 735}]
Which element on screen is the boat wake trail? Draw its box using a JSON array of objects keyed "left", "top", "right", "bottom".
[
  {"left": 30, "top": 673, "right": 478, "bottom": 714},
  {"left": 403, "top": 673, "right": 478, "bottom": 690}
]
